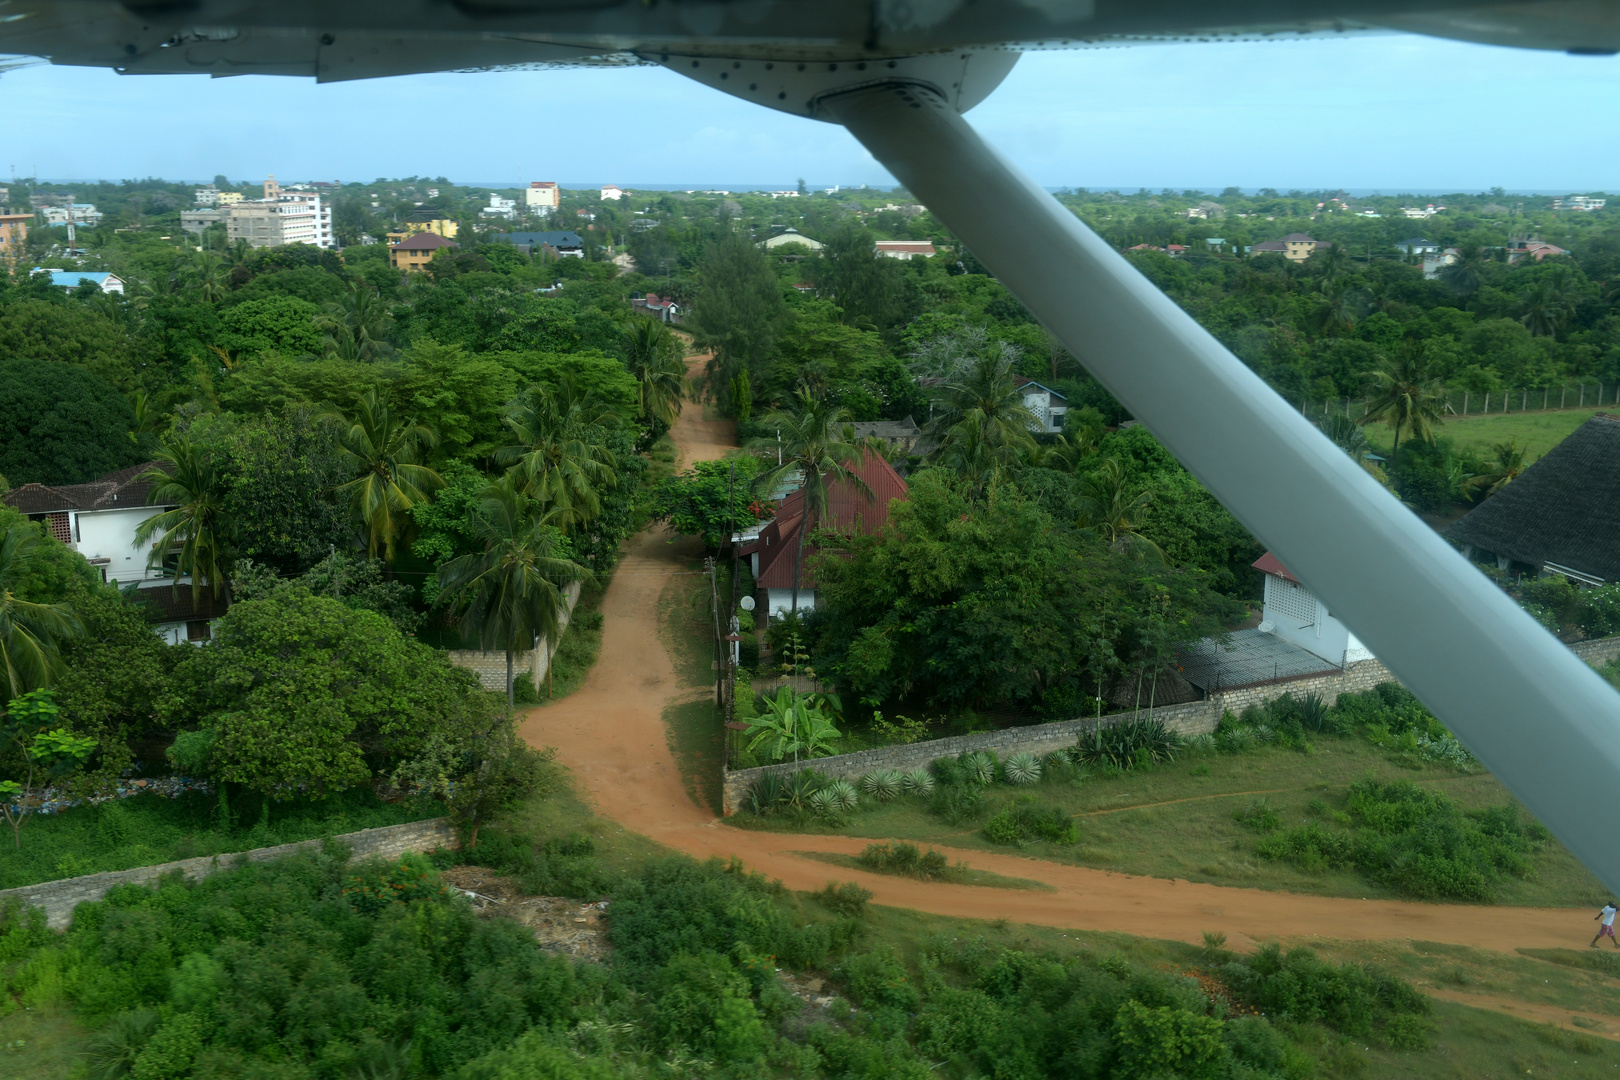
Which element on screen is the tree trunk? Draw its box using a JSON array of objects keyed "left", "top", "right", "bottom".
[
  {"left": 790, "top": 510, "right": 811, "bottom": 615},
  {"left": 547, "top": 636, "right": 556, "bottom": 698},
  {"left": 506, "top": 649, "right": 515, "bottom": 712}
]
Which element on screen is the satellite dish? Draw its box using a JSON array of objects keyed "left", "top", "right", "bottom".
[
  {"left": 1258, "top": 621, "right": 1275, "bottom": 635},
  {"left": 739, "top": 596, "right": 756, "bottom": 612}
]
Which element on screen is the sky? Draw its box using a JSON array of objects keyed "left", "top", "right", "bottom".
[{"left": 0, "top": 32, "right": 1615, "bottom": 192}]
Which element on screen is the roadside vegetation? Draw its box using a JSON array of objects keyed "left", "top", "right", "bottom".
[{"left": 731, "top": 686, "right": 1608, "bottom": 907}]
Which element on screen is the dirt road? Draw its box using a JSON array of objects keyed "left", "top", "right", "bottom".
[{"left": 521, "top": 357, "right": 1596, "bottom": 955}]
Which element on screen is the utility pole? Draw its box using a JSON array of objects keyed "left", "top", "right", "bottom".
[{"left": 706, "top": 556, "right": 723, "bottom": 708}]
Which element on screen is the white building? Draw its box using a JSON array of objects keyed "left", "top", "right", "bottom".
[
  {"left": 194, "top": 185, "right": 220, "bottom": 207},
  {"left": 43, "top": 204, "right": 104, "bottom": 228},
  {"left": 225, "top": 189, "right": 334, "bottom": 249},
  {"left": 1553, "top": 195, "right": 1607, "bottom": 212},
  {"left": 600, "top": 184, "right": 625, "bottom": 201},
  {"left": 761, "top": 228, "right": 824, "bottom": 251},
  {"left": 525, "top": 181, "right": 559, "bottom": 215},
  {"left": 36, "top": 269, "right": 125, "bottom": 294},
  {"left": 1253, "top": 551, "right": 1374, "bottom": 667},
  {"left": 483, "top": 194, "right": 518, "bottom": 219},
  {"left": 2, "top": 464, "right": 227, "bottom": 645},
  {"left": 873, "top": 239, "right": 936, "bottom": 260},
  {"left": 1015, "top": 377, "right": 1068, "bottom": 434}
]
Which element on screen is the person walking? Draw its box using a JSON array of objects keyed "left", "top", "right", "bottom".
[{"left": 1593, "top": 902, "right": 1619, "bottom": 949}]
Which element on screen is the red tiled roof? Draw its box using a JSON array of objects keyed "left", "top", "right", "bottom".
[
  {"left": 1252, "top": 550, "right": 1300, "bottom": 584},
  {"left": 874, "top": 240, "right": 936, "bottom": 254},
  {"left": 3, "top": 462, "right": 170, "bottom": 515},
  {"left": 754, "top": 451, "right": 909, "bottom": 590}
]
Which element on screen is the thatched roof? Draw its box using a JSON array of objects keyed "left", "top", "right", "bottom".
[{"left": 1445, "top": 413, "right": 1620, "bottom": 583}]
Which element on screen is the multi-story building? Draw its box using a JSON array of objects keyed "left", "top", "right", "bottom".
[
  {"left": 223, "top": 178, "right": 334, "bottom": 249},
  {"left": 216, "top": 191, "right": 244, "bottom": 207},
  {"left": 0, "top": 212, "right": 29, "bottom": 270},
  {"left": 600, "top": 184, "right": 624, "bottom": 201},
  {"left": 1553, "top": 195, "right": 1607, "bottom": 212},
  {"left": 43, "top": 204, "right": 103, "bottom": 228},
  {"left": 390, "top": 231, "right": 458, "bottom": 273},
  {"left": 525, "top": 181, "right": 559, "bottom": 215},
  {"left": 483, "top": 194, "right": 517, "bottom": 219},
  {"left": 180, "top": 208, "right": 225, "bottom": 236},
  {"left": 194, "top": 185, "right": 220, "bottom": 206},
  {"left": 385, "top": 210, "right": 458, "bottom": 245}
]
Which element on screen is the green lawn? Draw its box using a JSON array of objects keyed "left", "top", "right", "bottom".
[
  {"left": 729, "top": 735, "right": 1609, "bottom": 907},
  {"left": 657, "top": 547, "right": 726, "bottom": 814},
  {"left": 1, "top": 785, "right": 442, "bottom": 890},
  {"left": 1366, "top": 407, "right": 1606, "bottom": 463}
]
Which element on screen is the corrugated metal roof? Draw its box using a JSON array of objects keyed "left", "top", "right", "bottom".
[{"left": 755, "top": 451, "right": 908, "bottom": 590}]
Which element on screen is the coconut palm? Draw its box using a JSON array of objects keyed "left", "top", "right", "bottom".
[
  {"left": 133, "top": 438, "right": 232, "bottom": 602},
  {"left": 0, "top": 524, "right": 82, "bottom": 702},
  {"left": 927, "top": 348, "right": 1041, "bottom": 454},
  {"left": 173, "top": 251, "right": 230, "bottom": 303},
  {"left": 933, "top": 410, "right": 1028, "bottom": 496},
  {"left": 324, "top": 391, "right": 443, "bottom": 562},
  {"left": 316, "top": 283, "right": 394, "bottom": 362},
  {"left": 497, "top": 379, "right": 620, "bottom": 532},
  {"left": 1439, "top": 249, "right": 1486, "bottom": 306},
  {"left": 1466, "top": 439, "right": 1529, "bottom": 498},
  {"left": 437, "top": 479, "right": 591, "bottom": 708},
  {"left": 747, "top": 387, "right": 871, "bottom": 615},
  {"left": 1519, "top": 279, "right": 1577, "bottom": 339},
  {"left": 1308, "top": 241, "right": 1351, "bottom": 291},
  {"left": 1359, "top": 343, "right": 1449, "bottom": 460},
  {"left": 622, "top": 319, "right": 688, "bottom": 428},
  {"left": 1075, "top": 458, "right": 1163, "bottom": 560}
]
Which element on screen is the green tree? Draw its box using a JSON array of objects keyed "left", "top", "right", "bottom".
[
  {"left": 747, "top": 387, "right": 871, "bottom": 615},
  {"left": 316, "top": 282, "right": 395, "bottom": 362},
  {"left": 216, "top": 410, "right": 353, "bottom": 574},
  {"left": 646, "top": 456, "right": 769, "bottom": 549},
  {"left": 927, "top": 348, "right": 1040, "bottom": 486},
  {"left": 691, "top": 230, "right": 786, "bottom": 396},
  {"left": 437, "top": 480, "right": 591, "bottom": 707},
  {"left": 217, "top": 295, "right": 323, "bottom": 360},
  {"left": 0, "top": 690, "right": 97, "bottom": 848},
  {"left": 622, "top": 318, "right": 688, "bottom": 429},
  {"left": 813, "top": 223, "right": 904, "bottom": 328},
  {"left": 1519, "top": 277, "right": 1577, "bottom": 339},
  {"left": 325, "top": 390, "right": 444, "bottom": 562},
  {"left": 0, "top": 358, "right": 141, "bottom": 486},
  {"left": 1076, "top": 458, "right": 1164, "bottom": 561},
  {"left": 1360, "top": 344, "right": 1449, "bottom": 460},
  {"left": 174, "top": 250, "right": 231, "bottom": 303},
  {"left": 134, "top": 438, "right": 232, "bottom": 602},
  {"left": 498, "top": 380, "right": 619, "bottom": 532},
  {"left": 1466, "top": 439, "right": 1529, "bottom": 498},
  {"left": 0, "top": 524, "right": 83, "bottom": 703}
]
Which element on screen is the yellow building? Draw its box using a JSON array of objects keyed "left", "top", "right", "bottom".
[
  {"left": 0, "top": 213, "right": 29, "bottom": 270},
  {"left": 217, "top": 191, "right": 245, "bottom": 206},
  {"left": 386, "top": 215, "right": 458, "bottom": 245},
  {"left": 390, "top": 231, "right": 458, "bottom": 273}
]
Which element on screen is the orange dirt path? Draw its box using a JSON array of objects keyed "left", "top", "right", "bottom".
[{"left": 520, "top": 357, "right": 1597, "bottom": 955}]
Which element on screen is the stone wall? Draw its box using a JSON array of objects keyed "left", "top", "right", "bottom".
[
  {"left": 1573, "top": 636, "right": 1620, "bottom": 667},
  {"left": 448, "top": 581, "right": 582, "bottom": 692},
  {"left": 0, "top": 818, "right": 457, "bottom": 930},
  {"left": 721, "top": 657, "right": 1396, "bottom": 815}
]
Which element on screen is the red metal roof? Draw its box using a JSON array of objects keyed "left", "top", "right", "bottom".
[
  {"left": 1251, "top": 550, "right": 1300, "bottom": 584},
  {"left": 3, "top": 462, "right": 169, "bottom": 515},
  {"left": 754, "top": 451, "right": 908, "bottom": 590}
]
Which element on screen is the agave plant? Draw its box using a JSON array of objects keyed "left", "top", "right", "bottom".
[
  {"left": 808, "top": 787, "right": 839, "bottom": 818},
  {"left": 901, "top": 768, "right": 935, "bottom": 796},
  {"left": 860, "top": 769, "right": 904, "bottom": 802},
  {"left": 962, "top": 750, "right": 997, "bottom": 786},
  {"left": 749, "top": 771, "right": 786, "bottom": 813},
  {"left": 1296, "top": 692, "right": 1329, "bottom": 733},
  {"left": 782, "top": 769, "right": 823, "bottom": 810},
  {"left": 824, "top": 779, "right": 860, "bottom": 812},
  {"left": 1002, "top": 752, "right": 1042, "bottom": 786}
]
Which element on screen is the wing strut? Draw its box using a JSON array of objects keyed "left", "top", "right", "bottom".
[{"left": 821, "top": 82, "right": 1620, "bottom": 893}]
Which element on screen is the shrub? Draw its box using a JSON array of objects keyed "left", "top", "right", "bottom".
[
  {"left": 930, "top": 755, "right": 967, "bottom": 786},
  {"left": 823, "top": 779, "right": 860, "bottom": 812},
  {"left": 1221, "top": 943, "right": 1430, "bottom": 1047},
  {"left": 961, "top": 750, "right": 997, "bottom": 786},
  {"left": 1075, "top": 718, "right": 1179, "bottom": 770},
  {"left": 814, "top": 881, "right": 872, "bottom": 917},
  {"left": 929, "top": 784, "right": 986, "bottom": 826},
  {"left": 748, "top": 770, "right": 786, "bottom": 813},
  {"left": 858, "top": 841, "right": 951, "bottom": 880},
  {"left": 900, "top": 768, "right": 935, "bottom": 796},
  {"left": 859, "top": 769, "right": 904, "bottom": 802},
  {"left": 1001, "top": 752, "right": 1042, "bottom": 785},
  {"left": 837, "top": 946, "right": 920, "bottom": 1011},
  {"left": 983, "top": 799, "right": 1078, "bottom": 847},
  {"left": 1234, "top": 798, "right": 1282, "bottom": 833}
]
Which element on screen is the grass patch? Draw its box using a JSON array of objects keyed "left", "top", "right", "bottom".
[
  {"left": 795, "top": 846, "right": 1056, "bottom": 891},
  {"left": 521, "top": 583, "right": 605, "bottom": 707},
  {"left": 643, "top": 431, "right": 679, "bottom": 486},
  {"left": 1366, "top": 407, "right": 1606, "bottom": 462},
  {"left": 0, "top": 785, "right": 441, "bottom": 890},
  {"left": 655, "top": 546, "right": 725, "bottom": 813},
  {"left": 0, "top": 999, "right": 86, "bottom": 1080}
]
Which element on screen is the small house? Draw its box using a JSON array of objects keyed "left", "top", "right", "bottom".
[
  {"left": 873, "top": 240, "right": 936, "bottom": 260},
  {"left": 36, "top": 269, "right": 124, "bottom": 294},
  {"left": 1014, "top": 377, "right": 1068, "bottom": 434},
  {"left": 1252, "top": 552, "right": 1375, "bottom": 668}
]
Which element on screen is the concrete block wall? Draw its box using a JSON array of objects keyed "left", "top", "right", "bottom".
[
  {"left": 0, "top": 818, "right": 457, "bottom": 930},
  {"left": 448, "top": 581, "right": 581, "bottom": 692}
]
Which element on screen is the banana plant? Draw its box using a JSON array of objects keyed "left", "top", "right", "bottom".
[{"left": 744, "top": 686, "right": 842, "bottom": 762}]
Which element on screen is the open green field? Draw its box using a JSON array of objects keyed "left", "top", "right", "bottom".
[
  {"left": 1366, "top": 407, "right": 1606, "bottom": 462},
  {"left": 729, "top": 735, "right": 1609, "bottom": 908}
]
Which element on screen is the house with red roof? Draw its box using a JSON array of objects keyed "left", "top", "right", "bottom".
[
  {"left": 873, "top": 239, "right": 936, "bottom": 260},
  {"left": 1252, "top": 550, "right": 1374, "bottom": 667},
  {"left": 741, "top": 450, "right": 908, "bottom": 619}
]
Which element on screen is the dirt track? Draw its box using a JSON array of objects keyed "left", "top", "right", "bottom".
[{"left": 520, "top": 356, "right": 1596, "bottom": 955}]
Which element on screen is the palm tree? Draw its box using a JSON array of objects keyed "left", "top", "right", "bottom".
[
  {"left": 324, "top": 391, "right": 443, "bottom": 562},
  {"left": 497, "top": 380, "right": 620, "bottom": 532},
  {"left": 0, "top": 524, "right": 82, "bottom": 702},
  {"left": 1360, "top": 343, "right": 1449, "bottom": 461},
  {"left": 622, "top": 319, "right": 688, "bottom": 428},
  {"left": 316, "top": 283, "right": 394, "bottom": 362},
  {"left": 927, "top": 348, "right": 1041, "bottom": 452},
  {"left": 747, "top": 387, "right": 872, "bottom": 615},
  {"left": 1075, "top": 458, "right": 1163, "bottom": 560},
  {"left": 173, "top": 251, "right": 230, "bottom": 303},
  {"left": 437, "top": 479, "right": 591, "bottom": 708},
  {"left": 133, "top": 439, "right": 232, "bottom": 602},
  {"left": 1439, "top": 249, "right": 1485, "bottom": 306},
  {"left": 1519, "top": 279, "right": 1576, "bottom": 339},
  {"left": 1308, "top": 242, "right": 1351, "bottom": 291},
  {"left": 1466, "top": 439, "right": 1529, "bottom": 498},
  {"left": 933, "top": 411, "right": 1028, "bottom": 496}
]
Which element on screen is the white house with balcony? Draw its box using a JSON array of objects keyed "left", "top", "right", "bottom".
[
  {"left": 2, "top": 463, "right": 227, "bottom": 644},
  {"left": 1253, "top": 551, "right": 1374, "bottom": 667}
]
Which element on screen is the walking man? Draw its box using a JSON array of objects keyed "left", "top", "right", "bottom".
[{"left": 1593, "top": 902, "right": 1619, "bottom": 949}]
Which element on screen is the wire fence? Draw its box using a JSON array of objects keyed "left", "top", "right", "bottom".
[{"left": 1292, "top": 382, "right": 1620, "bottom": 422}]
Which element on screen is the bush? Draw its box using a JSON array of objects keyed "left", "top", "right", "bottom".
[
  {"left": 983, "top": 798, "right": 1078, "bottom": 847},
  {"left": 813, "top": 881, "right": 872, "bottom": 917},
  {"left": 1001, "top": 751, "right": 1042, "bottom": 785},
  {"left": 1221, "top": 943, "right": 1430, "bottom": 1047},
  {"left": 1234, "top": 798, "right": 1282, "bottom": 833},
  {"left": 857, "top": 841, "right": 951, "bottom": 880},
  {"left": 1074, "top": 717, "right": 1179, "bottom": 770},
  {"left": 928, "top": 784, "right": 986, "bottom": 826},
  {"left": 900, "top": 767, "right": 935, "bottom": 796},
  {"left": 837, "top": 946, "right": 920, "bottom": 1011},
  {"left": 859, "top": 769, "right": 904, "bottom": 802}
]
